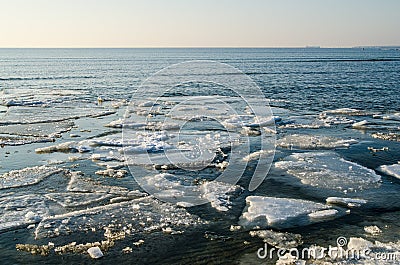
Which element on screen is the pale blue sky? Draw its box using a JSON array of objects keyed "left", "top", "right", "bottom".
[{"left": 0, "top": 0, "right": 399, "bottom": 47}]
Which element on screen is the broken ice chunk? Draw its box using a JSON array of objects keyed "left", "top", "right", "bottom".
[
  {"left": 326, "top": 197, "right": 367, "bottom": 208},
  {"left": 377, "top": 163, "right": 400, "bottom": 179},
  {"left": 274, "top": 152, "right": 381, "bottom": 193},
  {"left": 239, "top": 196, "right": 342, "bottom": 229}
]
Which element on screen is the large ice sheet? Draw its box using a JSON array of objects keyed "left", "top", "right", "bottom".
[
  {"left": 239, "top": 196, "right": 342, "bottom": 229},
  {"left": 274, "top": 152, "right": 381, "bottom": 193}
]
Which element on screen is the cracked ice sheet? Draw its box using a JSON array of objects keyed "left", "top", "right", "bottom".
[
  {"left": 274, "top": 152, "right": 381, "bottom": 193},
  {"left": 0, "top": 194, "right": 55, "bottom": 232},
  {"left": 0, "top": 166, "right": 63, "bottom": 190},
  {"left": 239, "top": 196, "right": 345, "bottom": 230},
  {"left": 34, "top": 196, "right": 207, "bottom": 239}
]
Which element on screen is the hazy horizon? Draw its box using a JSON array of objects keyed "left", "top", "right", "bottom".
[{"left": 0, "top": 0, "right": 399, "bottom": 48}]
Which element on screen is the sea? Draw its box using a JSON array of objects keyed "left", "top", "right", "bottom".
[{"left": 0, "top": 48, "right": 400, "bottom": 264}]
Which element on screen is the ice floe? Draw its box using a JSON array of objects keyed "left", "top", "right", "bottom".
[
  {"left": 139, "top": 172, "right": 242, "bottom": 211},
  {"left": 34, "top": 196, "right": 206, "bottom": 239},
  {"left": 66, "top": 171, "right": 128, "bottom": 195},
  {"left": 249, "top": 230, "right": 302, "bottom": 248},
  {"left": 35, "top": 141, "right": 92, "bottom": 154},
  {"left": 364, "top": 225, "right": 382, "bottom": 236},
  {"left": 382, "top": 112, "right": 400, "bottom": 121},
  {"left": 199, "top": 181, "right": 242, "bottom": 212},
  {"left": 222, "top": 115, "right": 278, "bottom": 129},
  {"left": 276, "top": 134, "right": 358, "bottom": 150},
  {"left": 45, "top": 193, "right": 114, "bottom": 208},
  {"left": 0, "top": 166, "right": 63, "bottom": 189},
  {"left": 274, "top": 152, "right": 381, "bottom": 193},
  {"left": 371, "top": 132, "right": 400, "bottom": 142},
  {"left": 239, "top": 196, "right": 343, "bottom": 229},
  {"left": 326, "top": 197, "right": 367, "bottom": 208},
  {"left": 242, "top": 150, "right": 275, "bottom": 162},
  {"left": 322, "top": 108, "right": 369, "bottom": 116},
  {"left": 0, "top": 195, "right": 51, "bottom": 232},
  {"left": 95, "top": 168, "right": 128, "bottom": 178},
  {"left": 376, "top": 163, "right": 400, "bottom": 179},
  {"left": 87, "top": 246, "right": 104, "bottom": 259}
]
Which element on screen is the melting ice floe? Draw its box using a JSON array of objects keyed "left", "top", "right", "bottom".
[
  {"left": 326, "top": 197, "right": 367, "bottom": 208},
  {"left": 0, "top": 166, "right": 63, "bottom": 189},
  {"left": 0, "top": 195, "right": 51, "bottom": 232},
  {"left": 276, "top": 134, "right": 358, "bottom": 150},
  {"left": 34, "top": 196, "right": 206, "bottom": 239},
  {"left": 371, "top": 132, "right": 400, "bottom": 142},
  {"left": 35, "top": 141, "right": 92, "bottom": 154},
  {"left": 376, "top": 163, "right": 400, "bottom": 179},
  {"left": 278, "top": 115, "right": 328, "bottom": 129},
  {"left": 140, "top": 172, "right": 242, "bottom": 211},
  {"left": 0, "top": 106, "right": 115, "bottom": 125},
  {"left": 222, "top": 114, "right": 278, "bottom": 129},
  {"left": 45, "top": 193, "right": 114, "bottom": 208},
  {"left": 322, "top": 108, "right": 370, "bottom": 116},
  {"left": 242, "top": 150, "right": 275, "bottom": 162},
  {"left": 239, "top": 196, "right": 344, "bottom": 229},
  {"left": 274, "top": 152, "right": 381, "bottom": 193},
  {"left": 249, "top": 230, "right": 302, "bottom": 248}
]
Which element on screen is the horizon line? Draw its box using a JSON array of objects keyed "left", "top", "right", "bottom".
[{"left": 0, "top": 45, "right": 400, "bottom": 49}]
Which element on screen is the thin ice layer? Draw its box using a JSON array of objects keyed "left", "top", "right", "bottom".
[
  {"left": 239, "top": 196, "right": 341, "bottom": 229},
  {"left": 274, "top": 152, "right": 381, "bottom": 193}
]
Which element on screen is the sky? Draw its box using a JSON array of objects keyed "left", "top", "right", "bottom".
[{"left": 0, "top": 0, "right": 399, "bottom": 48}]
